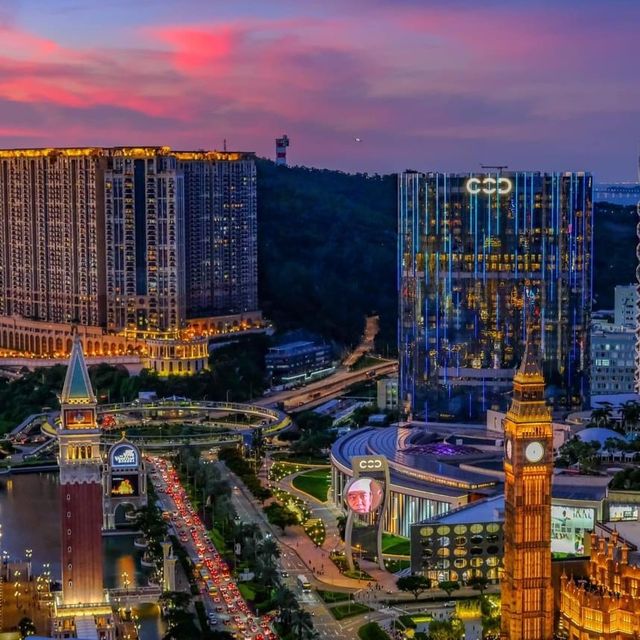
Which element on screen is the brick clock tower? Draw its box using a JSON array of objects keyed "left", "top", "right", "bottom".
[
  {"left": 501, "top": 330, "right": 554, "bottom": 640},
  {"left": 57, "top": 334, "right": 105, "bottom": 606}
]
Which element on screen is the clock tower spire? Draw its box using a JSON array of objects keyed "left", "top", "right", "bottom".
[{"left": 501, "top": 326, "right": 554, "bottom": 640}]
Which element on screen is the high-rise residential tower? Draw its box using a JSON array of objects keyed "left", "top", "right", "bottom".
[
  {"left": 398, "top": 171, "right": 593, "bottom": 419},
  {"left": 182, "top": 154, "right": 257, "bottom": 318},
  {"left": 0, "top": 147, "right": 260, "bottom": 371}
]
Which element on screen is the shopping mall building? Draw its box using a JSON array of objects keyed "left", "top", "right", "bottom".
[{"left": 330, "top": 425, "right": 615, "bottom": 550}]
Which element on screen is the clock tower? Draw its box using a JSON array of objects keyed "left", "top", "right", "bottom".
[
  {"left": 501, "top": 329, "right": 554, "bottom": 640},
  {"left": 57, "top": 333, "right": 105, "bottom": 606}
]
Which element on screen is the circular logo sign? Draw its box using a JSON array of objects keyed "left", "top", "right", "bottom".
[{"left": 110, "top": 443, "right": 139, "bottom": 468}]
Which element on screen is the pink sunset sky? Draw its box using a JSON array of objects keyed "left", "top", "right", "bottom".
[{"left": 0, "top": 0, "right": 638, "bottom": 179}]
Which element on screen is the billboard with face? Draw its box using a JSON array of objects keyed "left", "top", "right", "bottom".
[{"left": 345, "top": 477, "right": 384, "bottom": 514}]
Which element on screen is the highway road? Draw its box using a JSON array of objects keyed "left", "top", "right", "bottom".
[{"left": 256, "top": 360, "right": 397, "bottom": 413}]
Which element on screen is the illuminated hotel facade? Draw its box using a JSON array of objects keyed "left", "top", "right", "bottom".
[
  {"left": 0, "top": 147, "right": 260, "bottom": 371},
  {"left": 398, "top": 171, "right": 593, "bottom": 419}
]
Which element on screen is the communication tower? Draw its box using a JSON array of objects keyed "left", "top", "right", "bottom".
[{"left": 275, "top": 135, "right": 290, "bottom": 166}]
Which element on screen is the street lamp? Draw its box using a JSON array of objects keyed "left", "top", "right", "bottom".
[{"left": 25, "top": 548, "right": 33, "bottom": 580}]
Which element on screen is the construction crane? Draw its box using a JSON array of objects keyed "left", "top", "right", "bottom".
[{"left": 481, "top": 164, "right": 508, "bottom": 173}]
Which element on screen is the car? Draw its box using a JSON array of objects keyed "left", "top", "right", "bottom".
[{"left": 279, "top": 570, "right": 289, "bottom": 578}]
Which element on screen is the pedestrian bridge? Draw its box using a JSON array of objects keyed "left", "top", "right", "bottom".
[
  {"left": 108, "top": 585, "right": 162, "bottom": 605},
  {"left": 97, "top": 398, "right": 291, "bottom": 435}
]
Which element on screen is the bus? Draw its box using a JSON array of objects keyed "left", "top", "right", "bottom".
[{"left": 297, "top": 575, "right": 311, "bottom": 592}]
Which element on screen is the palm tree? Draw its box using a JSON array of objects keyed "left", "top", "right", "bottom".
[
  {"left": 256, "top": 559, "right": 280, "bottom": 589},
  {"left": 258, "top": 536, "right": 280, "bottom": 560},
  {"left": 274, "top": 587, "right": 298, "bottom": 627},
  {"left": 621, "top": 401, "right": 640, "bottom": 433},
  {"left": 291, "top": 608, "right": 315, "bottom": 640},
  {"left": 591, "top": 405, "right": 613, "bottom": 427}
]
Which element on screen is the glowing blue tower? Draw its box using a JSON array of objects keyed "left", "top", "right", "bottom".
[{"left": 398, "top": 171, "right": 593, "bottom": 420}]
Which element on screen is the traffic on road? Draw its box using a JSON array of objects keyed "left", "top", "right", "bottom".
[{"left": 148, "top": 455, "right": 278, "bottom": 640}]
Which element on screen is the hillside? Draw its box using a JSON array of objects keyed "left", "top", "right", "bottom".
[
  {"left": 257, "top": 162, "right": 636, "bottom": 349},
  {"left": 593, "top": 203, "right": 637, "bottom": 309},
  {"left": 256, "top": 160, "right": 397, "bottom": 351}
]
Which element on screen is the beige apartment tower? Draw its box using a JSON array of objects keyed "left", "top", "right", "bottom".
[{"left": 0, "top": 147, "right": 260, "bottom": 371}]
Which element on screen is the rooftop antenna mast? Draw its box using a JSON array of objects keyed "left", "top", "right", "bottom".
[
  {"left": 223, "top": 139, "right": 227, "bottom": 152},
  {"left": 481, "top": 164, "right": 508, "bottom": 173}
]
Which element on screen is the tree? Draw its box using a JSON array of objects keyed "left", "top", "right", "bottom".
[
  {"left": 274, "top": 586, "right": 299, "bottom": 627},
  {"left": 258, "top": 536, "right": 281, "bottom": 561},
  {"left": 438, "top": 580, "right": 460, "bottom": 597},
  {"left": 396, "top": 575, "right": 431, "bottom": 600},
  {"left": 591, "top": 405, "right": 613, "bottom": 427},
  {"left": 18, "top": 616, "right": 36, "bottom": 638},
  {"left": 467, "top": 575, "right": 489, "bottom": 595},
  {"left": 427, "top": 619, "right": 463, "bottom": 640},
  {"left": 291, "top": 607, "right": 315, "bottom": 640},
  {"left": 621, "top": 401, "right": 640, "bottom": 433},
  {"left": 159, "top": 590, "right": 192, "bottom": 612}
]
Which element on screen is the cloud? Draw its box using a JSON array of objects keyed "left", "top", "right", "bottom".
[{"left": 0, "top": 4, "right": 636, "bottom": 179}]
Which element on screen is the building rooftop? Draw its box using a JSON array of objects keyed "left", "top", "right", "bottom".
[
  {"left": 60, "top": 334, "right": 96, "bottom": 405},
  {"left": 427, "top": 495, "right": 505, "bottom": 525},
  {"left": 268, "top": 341, "right": 322, "bottom": 354}
]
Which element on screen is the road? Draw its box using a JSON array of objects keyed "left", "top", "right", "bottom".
[
  {"left": 227, "top": 472, "right": 352, "bottom": 640},
  {"left": 148, "top": 457, "right": 277, "bottom": 640},
  {"left": 257, "top": 360, "right": 397, "bottom": 412}
]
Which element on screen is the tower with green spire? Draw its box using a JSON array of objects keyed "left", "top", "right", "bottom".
[{"left": 57, "top": 332, "right": 105, "bottom": 607}]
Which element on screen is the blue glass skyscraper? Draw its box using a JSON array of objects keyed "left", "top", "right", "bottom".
[{"left": 398, "top": 171, "right": 593, "bottom": 420}]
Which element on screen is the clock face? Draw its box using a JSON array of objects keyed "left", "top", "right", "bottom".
[
  {"left": 505, "top": 439, "right": 512, "bottom": 460},
  {"left": 525, "top": 441, "right": 545, "bottom": 463}
]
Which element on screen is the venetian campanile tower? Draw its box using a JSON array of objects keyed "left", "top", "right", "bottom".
[
  {"left": 501, "top": 330, "right": 554, "bottom": 640},
  {"left": 57, "top": 334, "right": 104, "bottom": 606}
]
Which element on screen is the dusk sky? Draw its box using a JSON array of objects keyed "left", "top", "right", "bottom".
[{"left": 1, "top": 0, "right": 639, "bottom": 180}]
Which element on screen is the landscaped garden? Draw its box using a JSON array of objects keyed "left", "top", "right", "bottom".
[
  {"left": 330, "top": 602, "right": 373, "bottom": 620},
  {"left": 291, "top": 468, "right": 331, "bottom": 501},
  {"left": 381, "top": 533, "right": 411, "bottom": 556}
]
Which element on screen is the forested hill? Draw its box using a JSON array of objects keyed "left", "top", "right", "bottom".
[
  {"left": 256, "top": 159, "right": 397, "bottom": 351},
  {"left": 256, "top": 158, "right": 636, "bottom": 349},
  {"left": 592, "top": 203, "right": 637, "bottom": 309}
]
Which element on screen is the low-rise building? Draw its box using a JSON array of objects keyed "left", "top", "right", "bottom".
[
  {"left": 591, "top": 322, "right": 636, "bottom": 395},
  {"left": 559, "top": 530, "right": 640, "bottom": 639},
  {"left": 410, "top": 495, "right": 504, "bottom": 585},
  {"left": 265, "top": 341, "right": 333, "bottom": 384},
  {"left": 376, "top": 377, "right": 398, "bottom": 411},
  {"left": 410, "top": 477, "right": 609, "bottom": 580}
]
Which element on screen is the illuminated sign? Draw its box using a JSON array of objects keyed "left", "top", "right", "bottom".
[
  {"left": 111, "top": 474, "right": 139, "bottom": 497},
  {"left": 466, "top": 177, "right": 512, "bottom": 195},
  {"left": 551, "top": 505, "right": 595, "bottom": 556},
  {"left": 610, "top": 504, "right": 639, "bottom": 522},
  {"left": 358, "top": 459, "right": 383, "bottom": 470},
  {"left": 64, "top": 408, "right": 95, "bottom": 428},
  {"left": 345, "top": 478, "right": 384, "bottom": 514},
  {"left": 110, "top": 444, "right": 139, "bottom": 468}
]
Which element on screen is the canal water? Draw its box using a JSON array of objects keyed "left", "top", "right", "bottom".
[{"left": 0, "top": 472, "right": 164, "bottom": 639}]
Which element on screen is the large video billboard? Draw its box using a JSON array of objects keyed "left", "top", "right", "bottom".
[
  {"left": 111, "top": 474, "right": 139, "bottom": 497},
  {"left": 551, "top": 506, "right": 595, "bottom": 556},
  {"left": 345, "top": 478, "right": 384, "bottom": 515},
  {"left": 610, "top": 504, "right": 639, "bottom": 522}
]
